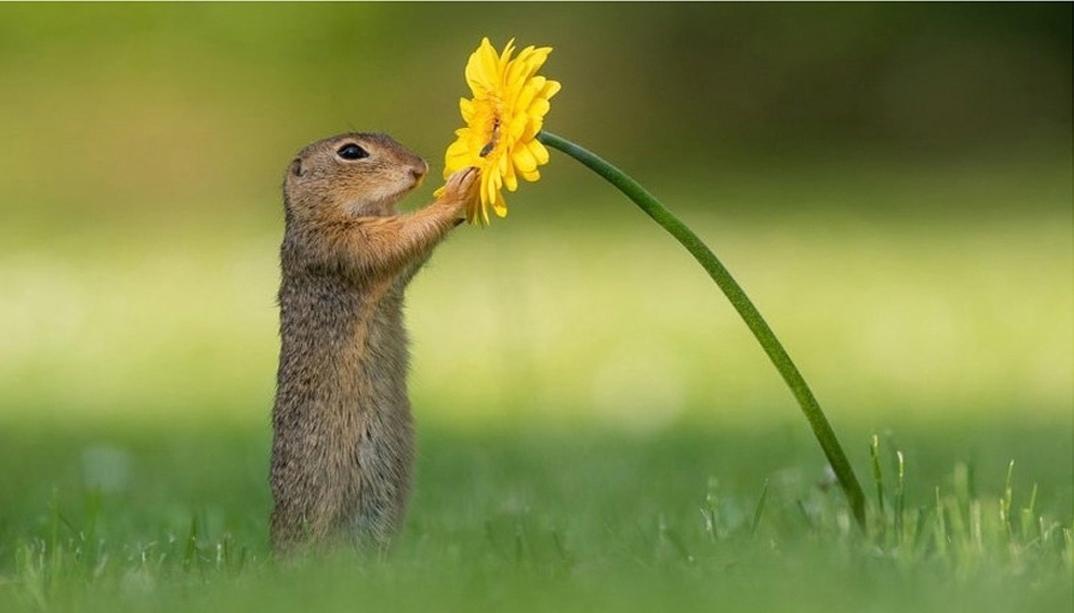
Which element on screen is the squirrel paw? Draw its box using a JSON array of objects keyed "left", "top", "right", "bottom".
[{"left": 440, "top": 166, "right": 480, "bottom": 206}]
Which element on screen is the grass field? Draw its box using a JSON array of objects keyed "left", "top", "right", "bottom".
[
  {"left": 1, "top": 156, "right": 1072, "bottom": 611},
  {"left": 0, "top": 420, "right": 1070, "bottom": 612}
]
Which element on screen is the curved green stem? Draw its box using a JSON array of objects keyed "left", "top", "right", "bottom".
[{"left": 538, "top": 130, "right": 866, "bottom": 529}]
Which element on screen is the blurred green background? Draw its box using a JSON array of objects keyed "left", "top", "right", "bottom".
[{"left": 0, "top": 4, "right": 1071, "bottom": 598}]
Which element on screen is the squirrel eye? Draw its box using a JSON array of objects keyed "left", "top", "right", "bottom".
[{"left": 337, "top": 143, "right": 369, "bottom": 160}]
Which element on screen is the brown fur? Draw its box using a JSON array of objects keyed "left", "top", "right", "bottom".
[{"left": 269, "top": 132, "right": 476, "bottom": 552}]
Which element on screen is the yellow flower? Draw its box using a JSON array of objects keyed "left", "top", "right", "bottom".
[{"left": 440, "top": 37, "right": 561, "bottom": 225}]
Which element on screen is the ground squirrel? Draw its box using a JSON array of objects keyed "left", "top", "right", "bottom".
[{"left": 269, "top": 132, "right": 477, "bottom": 552}]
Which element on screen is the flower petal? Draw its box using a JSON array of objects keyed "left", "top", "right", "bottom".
[
  {"left": 542, "top": 80, "right": 562, "bottom": 100},
  {"left": 528, "top": 139, "right": 550, "bottom": 165},
  {"left": 445, "top": 155, "right": 470, "bottom": 175},
  {"left": 512, "top": 145, "right": 537, "bottom": 173},
  {"left": 516, "top": 76, "right": 546, "bottom": 111},
  {"left": 464, "top": 53, "right": 487, "bottom": 94},
  {"left": 465, "top": 37, "right": 500, "bottom": 95},
  {"left": 507, "top": 112, "right": 528, "bottom": 140},
  {"left": 498, "top": 38, "right": 516, "bottom": 71},
  {"left": 485, "top": 170, "right": 498, "bottom": 207},
  {"left": 519, "top": 48, "right": 552, "bottom": 82},
  {"left": 521, "top": 117, "right": 542, "bottom": 142},
  {"left": 492, "top": 188, "right": 508, "bottom": 217},
  {"left": 479, "top": 40, "right": 501, "bottom": 85},
  {"left": 501, "top": 152, "right": 518, "bottom": 191},
  {"left": 446, "top": 138, "right": 469, "bottom": 155},
  {"left": 528, "top": 97, "right": 551, "bottom": 119},
  {"left": 506, "top": 46, "right": 536, "bottom": 85},
  {"left": 459, "top": 97, "right": 475, "bottom": 122},
  {"left": 467, "top": 196, "right": 483, "bottom": 225}
]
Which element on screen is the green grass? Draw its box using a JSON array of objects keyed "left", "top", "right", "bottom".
[
  {"left": 1, "top": 172, "right": 1071, "bottom": 611},
  {"left": 1, "top": 170, "right": 1070, "bottom": 610},
  {"left": 0, "top": 417, "right": 1070, "bottom": 612}
]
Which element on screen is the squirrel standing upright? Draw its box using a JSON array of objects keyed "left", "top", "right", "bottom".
[{"left": 270, "top": 132, "right": 477, "bottom": 551}]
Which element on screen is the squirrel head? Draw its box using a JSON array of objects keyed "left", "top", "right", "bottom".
[{"left": 284, "top": 132, "right": 428, "bottom": 220}]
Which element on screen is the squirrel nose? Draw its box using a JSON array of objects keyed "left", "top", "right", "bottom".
[{"left": 410, "top": 161, "right": 428, "bottom": 181}]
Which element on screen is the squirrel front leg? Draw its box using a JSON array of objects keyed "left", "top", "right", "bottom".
[{"left": 306, "top": 167, "right": 478, "bottom": 279}]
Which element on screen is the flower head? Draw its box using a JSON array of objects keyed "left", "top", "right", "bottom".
[{"left": 441, "top": 37, "right": 560, "bottom": 224}]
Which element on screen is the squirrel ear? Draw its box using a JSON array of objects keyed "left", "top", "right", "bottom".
[{"left": 290, "top": 158, "right": 304, "bottom": 177}]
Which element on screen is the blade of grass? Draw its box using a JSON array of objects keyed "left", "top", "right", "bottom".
[
  {"left": 869, "top": 435, "right": 887, "bottom": 542},
  {"left": 183, "top": 516, "right": 199, "bottom": 572},
  {"left": 1001, "top": 460, "right": 1015, "bottom": 540},
  {"left": 870, "top": 435, "right": 886, "bottom": 516},
  {"left": 934, "top": 487, "right": 948, "bottom": 559},
  {"left": 750, "top": 479, "right": 770, "bottom": 537},
  {"left": 894, "top": 450, "right": 906, "bottom": 546},
  {"left": 1021, "top": 483, "right": 1039, "bottom": 543}
]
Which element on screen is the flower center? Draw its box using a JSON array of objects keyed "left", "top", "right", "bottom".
[{"left": 473, "top": 97, "right": 504, "bottom": 160}]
